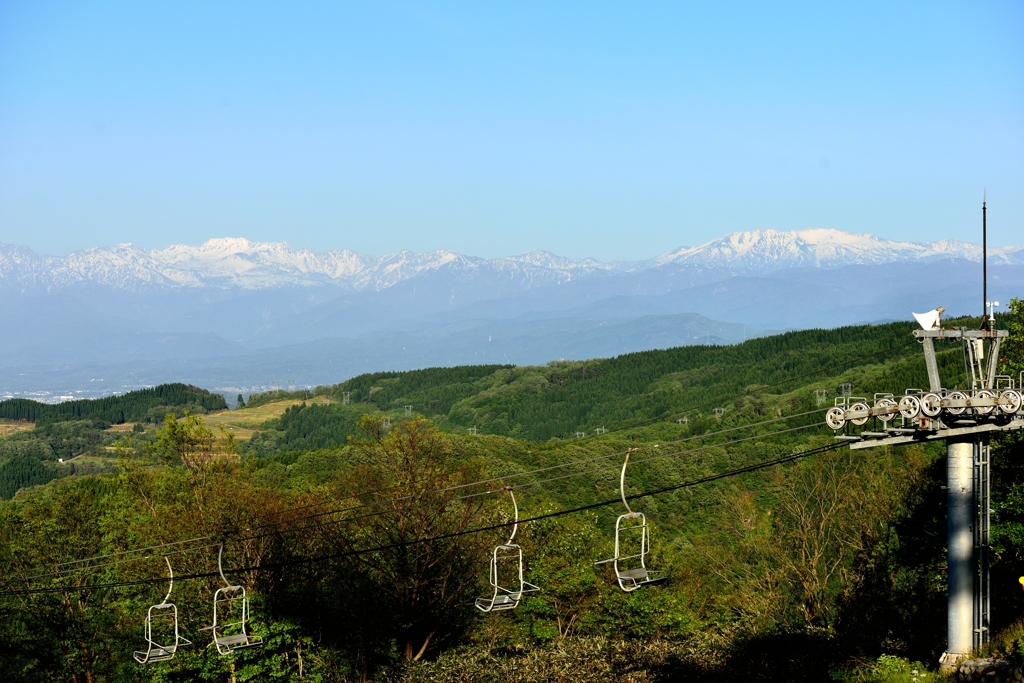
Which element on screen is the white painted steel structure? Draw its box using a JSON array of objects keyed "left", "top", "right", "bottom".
[
  {"left": 595, "top": 451, "right": 668, "bottom": 592},
  {"left": 474, "top": 489, "right": 540, "bottom": 612},
  {"left": 133, "top": 556, "right": 191, "bottom": 664}
]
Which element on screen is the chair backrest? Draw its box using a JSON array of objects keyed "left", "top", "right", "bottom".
[{"left": 614, "top": 511, "right": 648, "bottom": 566}]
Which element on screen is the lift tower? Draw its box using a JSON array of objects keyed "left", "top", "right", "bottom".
[{"left": 825, "top": 315, "right": 1023, "bottom": 668}]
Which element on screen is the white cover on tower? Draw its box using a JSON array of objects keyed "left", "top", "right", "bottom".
[{"left": 912, "top": 309, "right": 943, "bottom": 331}]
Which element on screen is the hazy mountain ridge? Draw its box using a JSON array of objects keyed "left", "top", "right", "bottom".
[{"left": 3, "top": 229, "right": 1020, "bottom": 292}]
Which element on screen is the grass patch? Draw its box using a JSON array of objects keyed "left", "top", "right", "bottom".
[{"left": 201, "top": 395, "right": 336, "bottom": 438}]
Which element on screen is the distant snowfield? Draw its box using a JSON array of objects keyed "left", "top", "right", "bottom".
[{"left": 2, "top": 228, "right": 1021, "bottom": 291}]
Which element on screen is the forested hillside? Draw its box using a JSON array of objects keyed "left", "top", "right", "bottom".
[
  {"left": 243, "top": 320, "right": 968, "bottom": 456},
  {"left": 1, "top": 309, "right": 1023, "bottom": 683},
  {"left": 0, "top": 383, "right": 227, "bottom": 424},
  {"left": 0, "top": 384, "right": 228, "bottom": 499}
]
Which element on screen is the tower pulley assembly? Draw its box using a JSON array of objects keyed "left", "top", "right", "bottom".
[{"left": 826, "top": 385, "right": 1023, "bottom": 432}]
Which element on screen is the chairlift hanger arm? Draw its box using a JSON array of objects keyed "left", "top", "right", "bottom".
[
  {"left": 161, "top": 556, "right": 174, "bottom": 605},
  {"left": 620, "top": 452, "right": 634, "bottom": 516},
  {"left": 505, "top": 487, "right": 519, "bottom": 545}
]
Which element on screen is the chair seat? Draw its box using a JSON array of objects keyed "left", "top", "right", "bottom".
[
  {"left": 216, "top": 634, "right": 251, "bottom": 646},
  {"left": 134, "top": 646, "right": 173, "bottom": 663},
  {"left": 619, "top": 568, "right": 649, "bottom": 580}
]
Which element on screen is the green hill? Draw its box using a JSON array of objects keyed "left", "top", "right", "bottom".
[
  {"left": 244, "top": 320, "right": 968, "bottom": 456},
  {"left": 0, "top": 383, "right": 227, "bottom": 425},
  {"left": 0, "top": 384, "right": 228, "bottom": 499},
  {"left": 1, "top": 310, "right": 1021, "bottom": 682}
]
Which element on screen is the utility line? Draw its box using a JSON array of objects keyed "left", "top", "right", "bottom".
[
  {"left": 555, "top": 339, "right": 917, "bottom": 444},
  {"left": 18, "top": 331, "right": 916, "bottom": 580},
  {"left": 6, "top": 408, "right": 827, "bottom": 583},
  {"left": 0, "top": 439, "right": 846, "bottom": 597},
  {"left": 28, "top": 422, "right": 822, "bottom": 573},
  {"left": 222, "top": 421, "right": 825, "bottom": 547},
  {"left": 49, "top": 335, "right": 905, "bottom": 559},
  {"left": 227, "top": 408, "right": 829, "bottom": 535}
]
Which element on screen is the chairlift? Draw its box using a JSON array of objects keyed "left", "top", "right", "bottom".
[
  {"left": 133, "top": 556, "right": 191, "bottom": 664},
  {"left": 474, "top": 488, "right": 540, "bottom": 612},
  {"left": 596, "top": 451, "right": 667, "bottom": 592},
  {"left": 208, "top": 544, "right": 263, "bottom": 655}
]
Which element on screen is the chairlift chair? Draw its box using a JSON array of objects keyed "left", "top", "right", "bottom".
[
  {"left": 209, "top": 544, "right": 263, "bottom": 655},
  {"left": 596, "top": 452, "right": 667, "bottom": 592},
  {"left": 133, "top": 556, "right": 191, "bottom": 664},
  {"left": 475, "top": 488, "right": 540, "bottom": 612}
]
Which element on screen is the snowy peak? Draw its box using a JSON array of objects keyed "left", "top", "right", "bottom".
[
  {"left": 0, "top": 240, "right": 612, "bottom": 291},
  {"left": 652, "top": 228, "right": 1004, "bottom": 272},
  {"left": 150, "top": 238, "right": 377, "bottom": 285},
  {"left": 0, "top": 228, "right": 1020, "bottom": 291}
]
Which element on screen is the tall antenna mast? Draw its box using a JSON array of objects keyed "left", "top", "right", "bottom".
[{"left": 982, "top": 189, "right": 988, "bottom": 330}]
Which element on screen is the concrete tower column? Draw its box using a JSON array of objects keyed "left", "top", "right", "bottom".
[{"left": 945, "top": 438, "right": 975, "bottom": 663}]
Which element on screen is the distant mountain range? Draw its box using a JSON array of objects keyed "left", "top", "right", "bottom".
[
  {"left": 2, "top": 228, "right": 1022, "bottom": 402},
  {"left": 2, "top": 228, "right": 1022, "bottom": 291}
]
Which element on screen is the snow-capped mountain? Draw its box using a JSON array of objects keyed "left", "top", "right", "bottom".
[
  {"left": 1, "top": 229, "right": 1021, "bottom": 291},
  {"left": 651, "top": 228, "right": 1022, "bottom": 272},
  {"left": 3, "top": 227, "right": 1024, "bottom": 401},
  {"left": 0, "top": 239, "right": 615, "bottom": 291}
]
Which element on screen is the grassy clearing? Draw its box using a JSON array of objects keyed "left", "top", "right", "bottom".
[
  {"left": 202, "top": 395, "right": 335, "bottom": 439},
  {"left": 0, "top": 420, "right": 33, "bottom": 438}
]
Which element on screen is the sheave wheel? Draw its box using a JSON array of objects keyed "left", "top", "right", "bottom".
[
  {"left": 850, "top": 402, "right": 870, "bottom": 426},
  {"left": 1000, "top": 390, "right": 1023, "bottom": 415},
  {"left": 875, "top": 398, "right": 897, "bottom": 422},
  {"left": 974, "top": 390, "right": 995, "bottom": 416},
  {"left": 946, "top": 391, "right": 968, "bottom": 416},
  {"left": 898, "top": 395, "right": 921, "bottom": 419},
  {"left": 826, "top": 407, "right": 846, "bottom": 430},
  {"left": 920, "top": 392, "right": 942, "bottom": 418}
]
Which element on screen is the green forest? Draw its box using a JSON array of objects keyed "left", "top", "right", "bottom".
[
  {"left": 0, "top": 384, "right": 227, "bottom": 424},
  {"left": 0, "top": 384, "right": 228, "bottom": 499},
  {"left": 2, "top": 306, "right": 1024, "bottom": 682}
]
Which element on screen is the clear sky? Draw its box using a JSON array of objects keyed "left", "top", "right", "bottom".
[{"left": 1, "top": 1, "right": 1021, "bottom": 261}]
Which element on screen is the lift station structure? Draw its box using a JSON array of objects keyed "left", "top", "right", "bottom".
[
  {"left": 826, "top": 312, "right": 1023, "bottom": 667},
  {"left": 825, "top": 197, "right": 1023, "bottom": 668}
]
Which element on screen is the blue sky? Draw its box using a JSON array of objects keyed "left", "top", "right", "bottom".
[{"left": 1, "top": 1, "right": 1021, "bottom": 260}]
